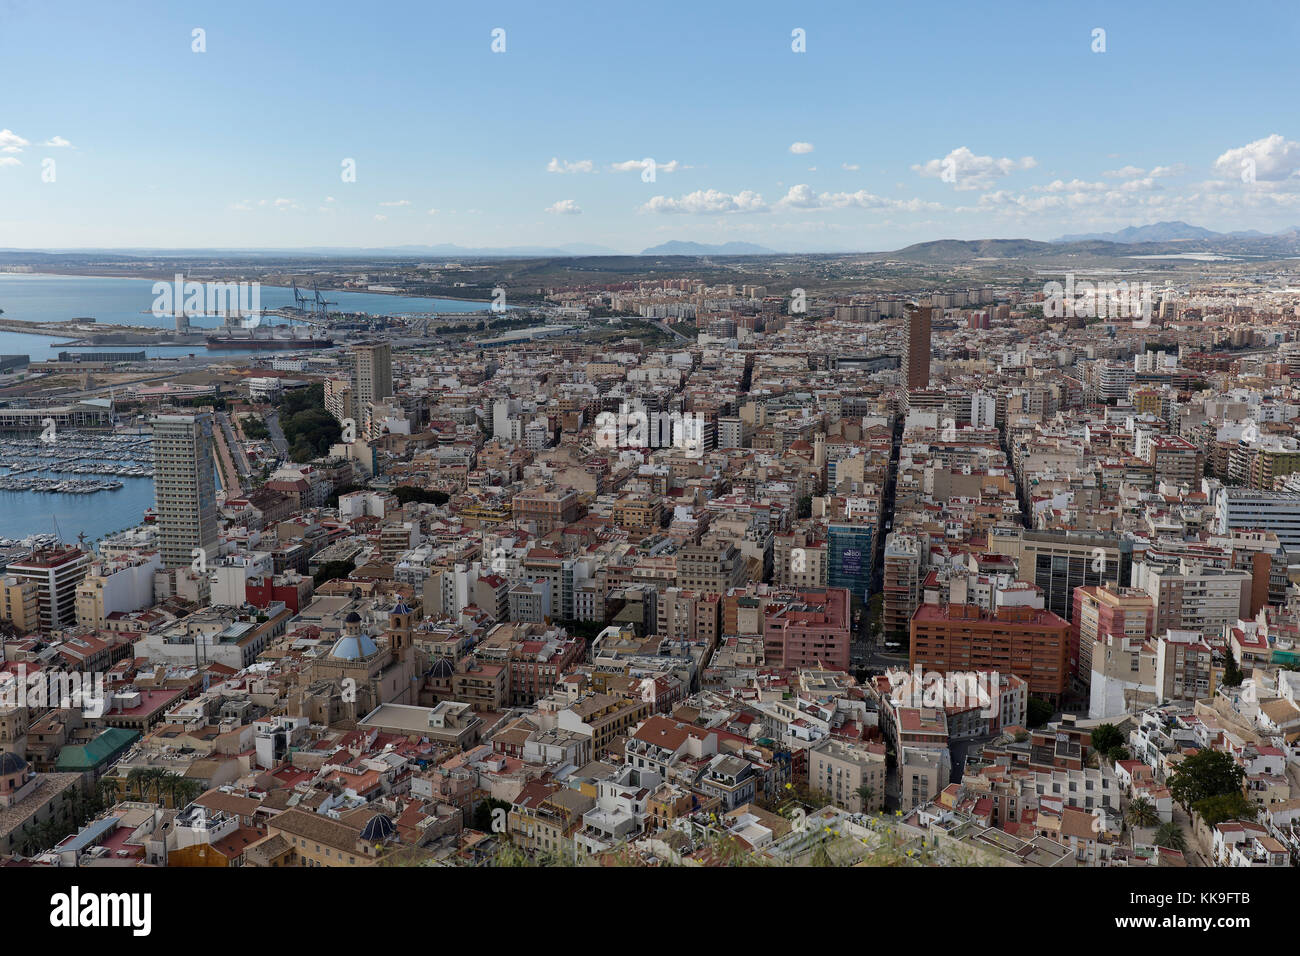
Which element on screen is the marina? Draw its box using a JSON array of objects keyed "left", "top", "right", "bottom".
[{"left": 0, "top": 431, "right": 151, "bottom": 494}]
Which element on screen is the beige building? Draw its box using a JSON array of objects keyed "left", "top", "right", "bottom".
[
  {"left": 774, "top": 533, "right": 829, "bottom": 589},
  {"left": 0, "top": 576, "right": 39, "bottom": 632},
  {"left": 324, "top": 375, "right": 354, "bottom": 423},
  {"left": 809, "top": 738, "right": 886, "bottom": 812},
  {"left": 676, "top": 542, "right": 748, "bottom": 595},
  {"left": 5, "top": 547, "right": 93, "bottom": 629},
  {"left": 0, "top": 753, "right": 82, "bottom": 856},
  {"left": 553, "top": 693, "right": 650, "bottom": 757},
  {"left": 350, "top": 342, "right": 393, "bottom": 428},
  {"left": 900, "top": 746, "right": 951, "bottom": 810}
]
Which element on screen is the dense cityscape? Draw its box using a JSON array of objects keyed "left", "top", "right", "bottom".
[
  {"left": 1, "top": 255, "right": 1299, "bottom": 884},
  {"left": 5, "top": 0, "right": 1294, "bottom": 937}
]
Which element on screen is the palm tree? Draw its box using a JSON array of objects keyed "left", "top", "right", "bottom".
[
  {"left": 1124, "top": 796, "right": 1159, "bottom": 830},
  {"left": 125, "top": 767, "right": 148, "bottom": 800},
  {"left": 96, "top": 776, "right": 120, "bottom": 811},
  {"left": 143, "top": 768, "right": 169, "bottom": 805},
  {"left": 165, "top": 774, "right": 203, "bottom": 808},
  {"left": 1153, "top": 822, "right": 1187, "bottom": 853},
  {"left": 855, "top": 784, "right": 876, "bottom": 812}
]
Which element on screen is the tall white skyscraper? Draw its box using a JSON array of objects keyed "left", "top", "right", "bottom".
[{"left": 151, "top": 413, "right": 218, "bottom": 569}]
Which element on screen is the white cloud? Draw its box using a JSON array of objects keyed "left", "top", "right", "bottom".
[
  {"left": 42, "top": 135, "right": 72, "bottom": 148},
  {"left": 545, "top": 199, "right": 582, "bottom": 215},
  {"left": 778, "top": 184, "right": 819, "bottom": 208},
  {"left": 841, "top": 163, "right": 860, "bottom": 171},
  {"left": 374, "top": 214, "right": 387, "bottom": 221},
  {"left": 547, "top": 157, "right": 595, "bottom": 174},
  {"left": 1032, "top": 176, "right": 1162, "bottom": 199},
  {"left": 379, "top": 199, "right": 411, "bottom": 207},
  {"left": 776, "top": 184, "right": 941, "bottom": 212},
  {"left": 1103, "top": 165, "right": 1145, "bottom": 178},
  {"left": 0, "top": 157, "right": 21, "bottom": 168},
  {"left": 640, "top": 188, "right": 767, "bottom": 214},
  {"left": 611, "top": 159, "right": 687, "bottom": 174},
  {"left": 427, "top": 208, "right": 439, "bottom": 215},
  {"left": 323, "top": 196, "right": 336, "bottom": 203},
  {"left": 789, "top": 142, "right": 815, "bottom": 155},
  {"left": 1213, "top": 135, "right": 1300, "bottom": 182},
  {"left": 247, "top": 198, "right": 297, "bottom": 211},
  {"left": 912, "top": 146, "right": 1037, "bottom": 190},
  {"left": 0, "top": 130, "right": 30, "bottom": 153}
]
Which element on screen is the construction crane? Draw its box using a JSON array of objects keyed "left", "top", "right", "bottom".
[
  {"left": 291, "top": 279, "right": 311, "bottom": 313},
  {"left": 311, "top": 285, "right": 336, "bottom": 318}
]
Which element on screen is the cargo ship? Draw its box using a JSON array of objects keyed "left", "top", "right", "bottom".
[{"left": 205, "top": 326, "right": 335, "bottom": 350}]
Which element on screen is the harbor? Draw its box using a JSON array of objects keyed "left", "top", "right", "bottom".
[{"left": 0, "top": 431, "right": 151, "bottom": 502}]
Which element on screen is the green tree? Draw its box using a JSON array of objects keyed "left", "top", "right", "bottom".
[
  {"left": 314, "top": 560, "right": 356, "bottom": 586},
  {"left": 1090, "top": 723, "right": 1123, "bottom": 757},
  {"left": 1124, "top": 796, "right": 1159, "bottom": 830},
  {"left": 1221, "top": 653, "right": 1243, "bottom": 688},
  {"left": 164, "top": 774, "right": 204, "bottom": 809},
  {"left": 1152, "top": 822, "right": 1187, "bottom": 853},
  {"left": 95, "top": 776, "right": 120, "bottom": 811},
  {"left": 1168, "top": 749, "right": 1245, "bottom": 811},
  {"left": 1192, "top": 792, "right": 1257, "bottom": 827},
  {"left": 1026, "top": 698, "right": 1053, "bottom": 728},
  {"left": 276, "top": 383, "right": 342, "bottom": 460},
  {"left": 472, "top": 797, "right": 512, "bottom": 834}
]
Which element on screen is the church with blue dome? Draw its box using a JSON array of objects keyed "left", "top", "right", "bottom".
[{"left": 301, "top": 600, "right": 421, "bottom": 725}]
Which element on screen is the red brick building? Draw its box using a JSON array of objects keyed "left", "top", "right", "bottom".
[
  {"left": 910, "top": 602, "right": 1071, "bottom": 704},
  {"left": 762, "top": 587, "right": 851, "bottom": 671},
  {"left": 246, "top": 572, "right": 314, "bottom": 614}
]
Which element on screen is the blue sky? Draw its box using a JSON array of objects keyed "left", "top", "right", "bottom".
[{"left": 3, "top": 0, "right": 1300, "bottom": 252}]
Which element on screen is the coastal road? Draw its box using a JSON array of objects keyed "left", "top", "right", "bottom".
[
  {"left": 211, "top": 418, "right": 245, "bottom": 495},
  {"left": 217, "top": 412, "right": 253, "bottom": 478},
  {"left": 265, "top": 410, "right": 290, "bottom": 459}
]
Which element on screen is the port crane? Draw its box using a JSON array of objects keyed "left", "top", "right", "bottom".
[
  {"left": 291, "top": 279, "right": 310, "bottom": 313},
  {"left": 312, "top": 285, "right": 335, "bottom": 318}
]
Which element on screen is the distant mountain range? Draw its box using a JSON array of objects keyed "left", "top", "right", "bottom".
[
  {"left": 639, "top": 240, "right": 779, "bottom": 256},
  {"left": 1052, "top": 220, "right": 1299, "bottom": 243},
  {"left": 9, "top": 222, "right": 1300, "bottom": 265}
]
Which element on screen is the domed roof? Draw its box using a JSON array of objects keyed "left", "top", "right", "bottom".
[
  {"left": 426, "top": 656, "right": 455, "bottom": 679},
  {"left": 330, "top": 632, "right": 379, "bottom": 660},
  {"left": 344, "top": 611, "right": 363, "bottom": 624},
  {"left": 360, "top": 813, "right": 395, "bottom": 843},
  {"left": 392, "top": 601, "right": 410, "bottom": 615},
  {"left": 0, "top": 751, "right": 28, "bottom": 776}
]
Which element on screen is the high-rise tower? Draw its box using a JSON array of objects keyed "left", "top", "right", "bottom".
[
  {"left": 902, "top": 304, "right": 932, "bottom": 389},
  {"left": 151, "top": 413, "right": 218, "bottom": 569}
]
